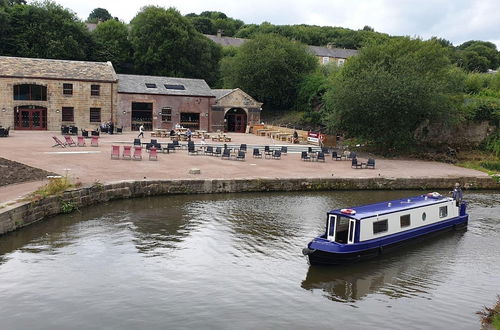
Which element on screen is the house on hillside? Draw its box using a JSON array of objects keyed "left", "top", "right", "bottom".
[
  {"left": 0, "top": 56, "right": 117, "bottom": 131},
  {"left": 204, "top": 33, "right": 358, "bottom": 65}
]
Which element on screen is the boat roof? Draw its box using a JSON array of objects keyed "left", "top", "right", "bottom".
[{"left": 329, "top": 194, "right": 453, "bottom": 220}]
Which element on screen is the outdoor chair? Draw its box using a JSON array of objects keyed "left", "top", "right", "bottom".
[
  {"left": 308, "top": 146, "right": 313, "bottom": 153},
  {"left": 133, "top": 146, "right": 142, "bottom": 160},
  {"left": 133, "top": 138, "right": 141, "bottom": 146},
  {"left": 301, "top": 151, "right": 311, "bottom": 161},
  {"left": 64, "top": 135, "right": 76, "bottom": 147},
  {"left": 116, "top": 127, "right": 123, "bottom": 134},
  {"left": 264, "top": 146, "right": 272, "bottom": 159},
  {"left": 366, "top": 158, "right": 376, "bottom": 169},
  {"left": 236, "top": 150, "right": 245, "bottom": 161},
  {"left": 253, "top": 148, "right": 262, "bottom": 158},
  {"left": 91, "top": 136, "right": 99, "bottom": 147},
  {"left": 149, "top": 147, "right": 158, "bottom": 161},
  {"left": 272, "top": 150, "right": 282, "bottom": 160},
  {"left": 204, "top": 146, "right": 214, "bottom": 156},
  {"left": 173, "top": 140, "right": 181, "bottom": 149},
  {"left": 81, "top": 129, "right": 89, "bottom": 138},
  {"left": 321, "top": 147, "right": 330, "bottom": 155},
  {"left": 122, "top": 146, "right": 132, "bottom": 159},
  {"left": 69, "top": 126, "right": 78, "bottom": 135},
  {"left": 239, "top": 144, "right": 247, "bottom": 152},
  {"left": 347, "top": 151, "right": 356, "bottom": 160},
  {"left": 111, "top": 145, "right": 120, "bottom": 159},
  {"left": 77, "top": 136, "right": 86, "bottom": 147},
  {"left": 351, "top": 158, "right": 363, "bottom": 169},
  {"left": 280, "top": 146, "right": 288, "bottom": 155},
  {"left": 214, "top": 147, "right": 222, "bottom": 157},
  {"left": 52, "top": 136, "right": 66, "bottom": 148},
  {"left": 0, "top": 127, "right": 9, "bottom": 137},
  {"left": 317, "top": 152, "right": 326, "bottom": 162},
  {"left": 188, "top": 144, "right": 198, "bottom": 155},
  {"left": 166, "top": 143, "right": 176, "bottom": 153},
  {"left": 91, "top": 130, "right": 100, "bottom": 137},
  {"left": 221, "top": 148, "right": 231, "bottom": 160},
  {"left": 61, "top": 126, "right": 69, "bottom": 135},
  {"left": 332, "top": 151, "right": 342, "bottom": 160}
]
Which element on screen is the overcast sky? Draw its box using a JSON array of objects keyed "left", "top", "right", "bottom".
[{"left": 52, "top": 0, "right": 500, "bottom": 48}]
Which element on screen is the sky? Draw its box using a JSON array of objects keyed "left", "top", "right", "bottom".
[{"left": 51, "top": 0, "right": 500, "bottom": 48}]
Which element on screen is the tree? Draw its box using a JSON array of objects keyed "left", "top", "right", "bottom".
[
  {"left": 186, "top": 11, "right": 244, "bottom": 36},
  {"left": 129, "top": 6, "right": 222, "bottom": 85},
  {"left": 87, "top": 7, "right": 112, "bottom": 23},
  {"left": 323, "top": 38, "right": 465, "bottom": 149},
  {"left": 221, "top": 33, "right": 318, "bottom": 109},
  {"left": 1, "top": 1, "right": 93, "bottom": 60},
  {"left": 91, "top": 19, "right": 133, "bottom": 72},
  {"left": 457, "top": 40, "right": 499, "bottom": 71},
  {"left": 0, "top": 0, "right": 26, "bottom": 6}
]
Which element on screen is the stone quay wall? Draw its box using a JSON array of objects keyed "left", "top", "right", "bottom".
[{"left": 0, "top": 176, "right": 497, "bottom": 236}]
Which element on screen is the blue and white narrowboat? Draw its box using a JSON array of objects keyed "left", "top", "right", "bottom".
[{"left": 303, "top": 192, "right": 468, "bottom": 265}]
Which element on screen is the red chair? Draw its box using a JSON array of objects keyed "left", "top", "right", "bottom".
[
  {"left": 111, "top": 145, "right": 120, "bottom": 159},
  {"left": 64, "top": 135, "right": 76, "bottom": 147},
  {"left": 91, "top": 136, "right": 99, "bottom": 147},
  {"left": 77, "top": 136, "right": 86, "bottom": 147},
  {"left": 123, "top": 145, "right": 132, "bottom": 160},
  {"left": 52, "top": 136, "right": 66, "bottom": 148},
  {"left": 133, "top": 146, "right": 142, "bottom": 160},
  {"left": 149, "top": 147, "right": 158, "bottom": 161}
]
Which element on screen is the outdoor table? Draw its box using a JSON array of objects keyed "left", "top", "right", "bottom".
[
  {"left": 266, "top": 131, "right": 280, "bottom": 137},
  {"left": 257, "top": 129, "right": 270, "bottom": 136}
]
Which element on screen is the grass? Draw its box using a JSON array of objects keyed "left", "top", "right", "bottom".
[
  {"left": 31, "top": 176, "right": 74, "bottom": 199},
  {"left": 477, "top": 296, "right": 500, "bottom": 329},
  {"left": 456, "top": 150, "right": 500, "bottom": 181}
]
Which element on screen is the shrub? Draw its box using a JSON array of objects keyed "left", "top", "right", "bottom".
[{"left": 33, "top": 176, "right": 74, "bottom": 198}]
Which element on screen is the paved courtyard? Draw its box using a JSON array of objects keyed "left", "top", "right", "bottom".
[{"left": 0, "top": 130, "right": 488, "bottom": 203}]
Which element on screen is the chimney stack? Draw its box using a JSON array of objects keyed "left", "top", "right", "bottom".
[{"left": 326, "top": 43, "right": 335, "bottom": 49}]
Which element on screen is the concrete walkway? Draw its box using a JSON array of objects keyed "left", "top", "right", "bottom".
[{"left": 0, "top": 130, "right": 490, "bottom": 204}]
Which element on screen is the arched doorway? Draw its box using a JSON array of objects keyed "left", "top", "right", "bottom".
[
  {"left": 224, "top": 108, "right": 247, "bottom": 132},
  {"left": 14, "top": 105, "right": 47, "bottom": 130}
]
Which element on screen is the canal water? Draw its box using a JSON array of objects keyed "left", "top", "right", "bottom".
[{"left": 0, "top": 190, "right": 498, "bottom": 330}]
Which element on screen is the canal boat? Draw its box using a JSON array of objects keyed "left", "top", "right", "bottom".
[{"left": 302, "top": 192, "right": 468, "bottom": 265}]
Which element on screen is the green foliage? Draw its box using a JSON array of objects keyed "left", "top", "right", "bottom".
[
  {"left": 91, "top": 19, "right": 133, "bottom": 73},
  {"left": 457, "top": 40, "right": 499, "bottom": 72},
  {"left": 323, "top": 37, "right": 465, "bottom": 150},
  {"left": 221, "top": 33, "right": 318, "bottom": 110},
  {"left": 0, "top": 1, "right": 92, "bottom": 60},
  {"left": 482, "top": 131, "right": 500, "bottom": 156},
  {"left": 32, "top": 176, "right": 74, "bottom": 198},
  {"left": 186, "top": 11, "right": 244, "bottom": 36},
  {"left": 480, "top": 160, "right": 500, "bottom": 172},
  {"left": 130, "top": 6, "right": 222, "bottom": 86},
  {"left": 60, "top": 201, "right": 76, "bottom": 213},
  {"left": 296, "top": 64, "right": 338, "bottom": 111},
  {"left": 86, "top": 7, "right": 112, "bottom": 23}
]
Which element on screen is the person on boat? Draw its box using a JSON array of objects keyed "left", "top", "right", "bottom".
[{"left": 452, "top": 182, "right": 463, "bottom": 206}]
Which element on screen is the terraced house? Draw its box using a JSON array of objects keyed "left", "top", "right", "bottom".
[{"left": 0, "top": 56, "right": 118, "bottom": 131}]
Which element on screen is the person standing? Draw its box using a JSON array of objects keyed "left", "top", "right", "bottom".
[
  {"left": 452, "top": 182, "right": 463, "bottom": 206},
  {"left": 138, "top": 124, "right": 144, "bottom": 138}
]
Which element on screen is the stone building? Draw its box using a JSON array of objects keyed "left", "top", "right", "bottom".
[
  {"left": 211, "top": 89, "right": 262, "bottom": 133},
  {"left": 117, "top": 74, "right": 216, "bottom": 131},
  {"left": 0, "top": 56, "right": 117, "bottom": 131}
]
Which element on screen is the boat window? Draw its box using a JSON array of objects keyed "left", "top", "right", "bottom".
[
  {"left": 335, "top": 216, "right": 350, "bottom": 243},
  {"left": 373, "top": 219, "right": 388, "bottom": 234},
  {"left": 400, "top": 214, "right": 411, "bottom": 228},
  {"left": 439, "top": 206, "right": 448, "bottom": 218},
  {"left": 348, "top": 220, "right": 355, "bottom": 243},
  {"left": 422, "top": 212, "right": 426, "bottom": 221}
]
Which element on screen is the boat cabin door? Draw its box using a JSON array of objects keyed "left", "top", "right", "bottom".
[
  {"left": 347, "top": 219, "right": 356, "bottom": 244},
  {"left": 326, "top": 214, "right": 336, "bottom": 241}
]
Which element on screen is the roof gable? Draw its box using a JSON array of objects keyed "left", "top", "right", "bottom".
[
  {"left": 0, "top": 56, "right": 117, "bottom": 82},
  {"left": 212, "top": 88, "right": 262, "bottom": 107}
]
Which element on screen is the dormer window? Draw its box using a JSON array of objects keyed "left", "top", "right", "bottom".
[
  {"left": 164, "top": 84, "right": 185, "bottom": 90},
  {"left": 145, "top": 83, "right": 157, "bottom": 88}
]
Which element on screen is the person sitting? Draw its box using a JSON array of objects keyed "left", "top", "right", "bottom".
[
  {"left": 186, "top": 128, "right": 192, "bottom": 141},
  {"left": 293, "top": 130, "right": 299, "bottom": 144},
  {"left": 175, "top": 123, "right": 181, "bottom": 129},
  {"left": 170, "top": 129, "right": 176, "bottom": 137}
]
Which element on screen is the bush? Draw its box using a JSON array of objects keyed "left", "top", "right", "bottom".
[{"left": 480, "top": 160, "right": 500, "bottom": 172}]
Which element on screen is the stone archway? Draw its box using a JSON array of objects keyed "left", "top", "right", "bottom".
[{"left": 224, "top": 108, "right": 247, "bottom": 132}]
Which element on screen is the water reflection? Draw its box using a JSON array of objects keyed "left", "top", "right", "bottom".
[{"left": 301, "top": 230, "right": 466, "bottom": 303}]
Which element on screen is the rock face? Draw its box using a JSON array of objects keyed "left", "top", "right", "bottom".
[{"left": 414, "top": 120, "right": 496, "bottom": 148}]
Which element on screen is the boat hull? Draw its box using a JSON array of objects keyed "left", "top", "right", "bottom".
[{"left": 304, "top": 215, "right": 468, "bottom": 265}]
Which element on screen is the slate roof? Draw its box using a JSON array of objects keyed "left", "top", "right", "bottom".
[
  {"left": 0, "top": 56, "right": 117, "bottom": 82},
  {"left": 117, "top": 74, "right": 214, "bottom": 97},
  {"left": 204, "top": 34, "right": 247, "bottom": 47},
  {"left": 308, "top": 45, "right": 358, "bottom": 59},
  {"left": 212, "top": 89, "right": 236, "bottom": 100},
  {"left": 204, "top": 34, "right": 358, "bottom": 59}
]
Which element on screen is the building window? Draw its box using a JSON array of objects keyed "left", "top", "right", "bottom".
[
  {"left": 322, "top": 57, "right": 330, "bottom": 64},
  {"left": 161, "top": 107, "right": 172, "bottom": 122},
  {"left": 91, "top": 85, "right": 100, "bottom": 96},
  {"left": 164, "top": 84, "right": 185, "bottom": 90},
  {"left": 61, "top": 107, "right": 74, "bottom": 122},
  {"left": 90, "top": 108, "right": 101, "bottom": 122},
  {"left": 373, "top": 219, "right": 388, "bottom": 234},
  {"left": 145, "top": 83, "right": 157, "bottom": 88},
  {"left": 338, "top": 59, "right": 345, "bottom": 66},
  {"left": 63, "top": 83, "right": 73, "bottom": 95},
  {"left": 439, "top": 206, "right": 448, "bottom": 218},
  {"left": 13, "top": 84, "right": 47, "bottom": 101},
  {"left": 400, "top": 214, "right": 411, "bottom": 228}
]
